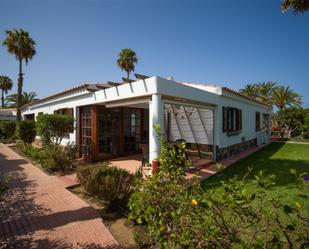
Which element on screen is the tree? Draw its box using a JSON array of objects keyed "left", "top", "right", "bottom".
[
  {"left": 0, "top": 76, "right": 13, "bottom": 108},
  {"left": 282, "top": 0, "right": 309, "bottom": 14},
  {"left": 272, "top": 86, "right": 302, "bottom": 110},
  {"left": 277, "top": 107, "right": 305, "bottom": 138},
  {"left": 3, "top": 29, "right": 36, "bottom": 121},
  {"left": 256, "top": 81, "right": 277, "bottom": 105},
  {"left": 5, "top": 91, "right": 37, "bottom": 108},
  {"left": 239, "top": 84, "right": 259, "bottom": 99},
  {"left": 117, "top": 48, "right": 138, "bottom": 78}
]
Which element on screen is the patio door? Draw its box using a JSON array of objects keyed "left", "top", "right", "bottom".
[
  {"left": 124, "top": 109, "right": 142, "bottom": 154},
  {"left": 98, "top": 109, "right": 120, "bottom": 158}
]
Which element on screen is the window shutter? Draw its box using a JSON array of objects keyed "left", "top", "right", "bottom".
[
  {"left": 237, "top": 109, "right": 242, "bottom": 131},
  {"left": 68, "top": 108, "right": 74, "bottom": 118},
  {"left": 223, "top": 107, "right": 227, "bottom": 132}
]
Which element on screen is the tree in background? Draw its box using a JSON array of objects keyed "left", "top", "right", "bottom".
[
  {"left": 240, "top": 83, "right": 302, "bottom": 109},
  {"left": 282, "top": 0, "right": 309, "bottom": 13},
  {"left": 272, "top": 86, "right": 302, "bottom": 110},
  {"left": 2, "top": 29, "right": 36, "bottom": 121},
  {"left": 256, "top": 81, "right": 277, "bottom": 105},
  {"left": 0, "top": 76, "right": 13, "bottom": 108},
  {"left": 277, "top": 107, "right": 305, "bottom": 138},
  {"left": 239, "top": 84, "right": 259, "bottom": 99},
  {"left": 5, "top": 91, "right": 37, "bottom": 108},
  {"left": 117, "top": 48, "right": 138, "bottom": 78}
]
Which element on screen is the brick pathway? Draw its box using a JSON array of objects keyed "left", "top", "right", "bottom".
[{"left": 0, "top": 143, "right": 120, "bottom": 249}]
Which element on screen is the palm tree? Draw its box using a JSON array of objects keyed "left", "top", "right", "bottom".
[
  {"left": 239, "top": 84, "right": 259, "bottom": 98},
  {"left": 282, "top": 0, "right": 309, "bottom": 14},
  {"left": 117, "top": 48, "right": 138, "bottom": 78},
  {"left": 0, "top": 76, "right": 13, "bottom": 108},
  {"left": 256, "top": 81, "right": 277, "bottom": 105},
  {"left": 272, "top": 86, "right": 302, "bottom": 110},
  {"left": 3, "top": 29, "right": 36, "bottom": 121},
  {"left": 5, "top": 91, "right": 37, "bottom": 108}
]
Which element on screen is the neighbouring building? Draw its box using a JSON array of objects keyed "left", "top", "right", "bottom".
[
  {"left": 21, "top": 75, "right": 272, "bottom": 163},
  {"left": 0, "top": 108, "right": 17, "bottom": 121}
]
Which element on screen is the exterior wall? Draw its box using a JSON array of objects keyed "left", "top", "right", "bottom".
[
  {"left": 216, "top": 92, "right": 271, "bottom": 149},
  {"left": 21, "top": 76, "right": 272, "bottom": 160}
]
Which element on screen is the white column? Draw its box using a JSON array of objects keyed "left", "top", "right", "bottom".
[{"left": 149, "top": 93, "right": 164, "bottom": 162}]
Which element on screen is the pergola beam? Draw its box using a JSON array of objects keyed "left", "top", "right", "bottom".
[
  {"left": 107, "top": 81, "right": 123, "bottom": 86},
  {"left": 122, "top": 77, "right": 135, "bottom": 83},
  {"left": 183, "top": 106, "right": 202, "bottom": 158},
  {"left": 134, "top": 73, "right": 149, "bottom": 80}
]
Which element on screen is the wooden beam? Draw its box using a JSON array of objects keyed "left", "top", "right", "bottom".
[
  {"left": 122, "top": 77, "right": 135, "bottom": 83},
  {"left": 134, "top": 73, "right": 149, "bottom": 80},
  {"left": 107, "top": 81, "right": 122, "bottom": 86},
  {"left": 183, "top": 106, "right": 202, "bottom": 159}
]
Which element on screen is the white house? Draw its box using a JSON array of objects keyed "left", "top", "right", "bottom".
[
  {"left": 21, "top": 75, "right": 272, "bottom": 163},
  {"left": 0, "top": 108, "right": 17, "bottom": 121}
]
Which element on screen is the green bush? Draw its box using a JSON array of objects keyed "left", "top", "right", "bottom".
[
  {"left": 16, "top": 142, "right": 46, "bottom": 163},
  {"left": 18, "top": 120, "right": 36, "bottom": 144},
  {"left": 16, "top": 142, "right": 78, "bottom": 174},
  {"left": 41, "top": 144, "right": 78, "bottom": 174},
  {"left": 36, "top": 114, "right": 74, "bottom": 146},
  {"left": 128, "top": 127, "right": 309, "bottom": 248},
  {"left": 0, "top": 121, "right": 16, "bottom": 140},
  {"left": 77, "top": 163, "right": 136, "bottom": 208}
]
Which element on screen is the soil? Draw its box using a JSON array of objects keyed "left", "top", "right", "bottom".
[{"left": 69, "top": 186, "right": 142, "bottom": 249}]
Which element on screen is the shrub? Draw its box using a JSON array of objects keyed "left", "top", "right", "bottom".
[
  {"left": 77, "top": 163, "right": 136, "bottom": 208},
  {"left": 16, "top": 142, "right": 78, "bottom": 174},
  {"left": 36, "top": 114, "right": 74, "bottom": 146},
  {"left": 128, "top": 127, "right": 309, "bottom": 248},
  {"left": 0, "top": 121, "right": 16, "bottom": 139},
  {"left": 40, "top": 144, "right": 78, "bottom": 174},
  {"left": 18, "top": 120, "right": 36, "bottom": 144}
]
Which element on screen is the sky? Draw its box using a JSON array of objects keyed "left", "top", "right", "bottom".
[{"left": 0, "top": 0, "right": 308, "bottom": 106}]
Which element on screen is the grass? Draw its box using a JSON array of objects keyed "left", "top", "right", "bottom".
[{"left": 202, "top": 142, "right": 309, "bottom": 210}]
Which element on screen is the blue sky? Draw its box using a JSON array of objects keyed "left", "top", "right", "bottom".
[{"left": 1, "top": 0, "right": 308, "bottom": 106}]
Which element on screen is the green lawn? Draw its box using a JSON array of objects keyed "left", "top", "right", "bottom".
[{"left": 202, "top": 142, "right": 309, "bottom": 208}]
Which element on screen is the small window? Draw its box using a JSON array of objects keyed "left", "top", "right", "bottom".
[
  {"left": 54, "top": 108, "right": 74, "bottom": 133},
  {"left": 255, "top": 112, "right": 261, "bottom": 131},
  {"left": 223, "top": 107, "right": 242, "bottom": 133}
]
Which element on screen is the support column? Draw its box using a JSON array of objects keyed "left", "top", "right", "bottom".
[{"left": 149, "top": 94, "right": 164, "bottom": 162}]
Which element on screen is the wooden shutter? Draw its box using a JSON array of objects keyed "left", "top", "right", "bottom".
[
  {"left": 223, "top": 107, "right": 228, "bottom": 132},
  {"left": 237, "top": 109, "right": 242, "bottom": 131},
  {"left": 255, "top": 112, "right": 260, "bottom": 130},
  {"left": 68, "top": 108, "right": 74, "bottom": 118}
]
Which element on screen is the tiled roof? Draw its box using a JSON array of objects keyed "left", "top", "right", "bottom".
[
  {"left": 21, "top": 83, "right": 111, "bottom": 109},
  {"left": 222, "top": 87, "right": 272, "bottom": 108}
]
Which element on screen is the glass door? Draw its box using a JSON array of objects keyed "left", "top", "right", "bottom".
[
  {"left": 98, "top": 109, "right": 120, "bottom": 158},
  {"left": 124, "top": 109, "right": 141, "bottom": 153},
  {"left": 80, "top": 106, "right": 92, "bottom": 159}
]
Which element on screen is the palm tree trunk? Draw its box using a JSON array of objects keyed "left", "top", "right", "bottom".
[
  {"left": 1, "top": 90, "right": 4, "bottom": 109},
  {"left": 127, "top": 70, "right": 129, "bottom": 79},
  {"left": 17, "top": 59, "right": 23, "bottom": 121}
]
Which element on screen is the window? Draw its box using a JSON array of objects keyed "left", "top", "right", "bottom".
[
  {"left": 54, "top": 108, "right": 74, "bottom": 117},
  {"left": 223, "top": 107, "right": 242, "bottom": 133},
  {"left": 255, "top": 112, "right": 261, "bottom": 131},
  {"left": 24, "top": 113, "right": 35, "bottom": 121},
  {"left": 54, "top": 108, "right": 74, "bottom": 133}
]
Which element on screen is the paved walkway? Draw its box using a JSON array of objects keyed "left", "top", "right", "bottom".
[{"left": 0, "top": 143, "right": 120, "bottom": 249}]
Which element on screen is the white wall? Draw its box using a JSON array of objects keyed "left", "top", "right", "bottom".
[{"left": 21, "top": 76, "right": 272, "bottom": 149}]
